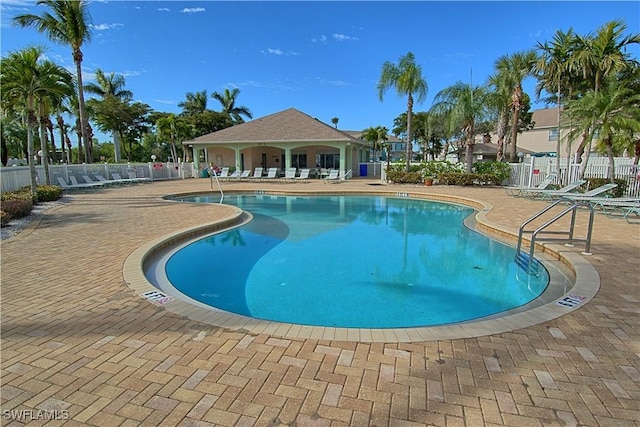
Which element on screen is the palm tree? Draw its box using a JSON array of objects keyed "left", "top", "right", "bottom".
[
  {"left": 486, "top": 72, "right": 513, "bottom": 162},
  {"left": 564, "top": 78, "right": 640, "bottom": 182},
  {"left": 571, "top": 20, "right": 640, "bottom": 170},
  {"left": 361, "top": 126, "right": 381, "bottom": 160},
  {"left": 156, "top": 114, "right": 194, "bottom": 164},
  {"left": 431, "top": 82, "right": 489, "bottom": 173},
  {"left": 495, "top": 50, "right": 538, "bottom": 162},
  {"left": 331, "top": 117, "right": 339, "bottom": 128},
  {"left": 179, "top": 90, "right": 209, "bottom": 116},
  {"left": 85, "top": 69, "right": 133, "bottom": 162},
  {"left": 1, "top": 46, "right": 73, "bottom": 196},
  {"left": 534, "top": 29, "right": 578, "bottom": 184},
  {"left": 377, "top": 52, "right": 428, "bottom": 172},
  {"left": 211, "top": 88, "right": 253, "bottom": 124}
]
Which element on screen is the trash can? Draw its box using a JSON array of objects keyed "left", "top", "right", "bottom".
[
  {"left": 359, "top": 164, "right": 368, "bottom": 177},
  {"left": 201, "top": 168, "right": 209, "bottom": 178}
]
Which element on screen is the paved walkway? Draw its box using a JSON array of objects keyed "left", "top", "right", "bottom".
[{"left": 1, "top": 178, "right": 638, "bottom": 427}]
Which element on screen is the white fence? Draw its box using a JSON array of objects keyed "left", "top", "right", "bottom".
[
  {"left": 507, "top": 157, "right": 640, "bottom": 197},
  {"left": 0, "top": 162, "right": 196, "bottom": 193}
]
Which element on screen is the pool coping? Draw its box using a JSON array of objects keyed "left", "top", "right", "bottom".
[{"left": 122, "top": 190, "right": 600, "bottom": 342}]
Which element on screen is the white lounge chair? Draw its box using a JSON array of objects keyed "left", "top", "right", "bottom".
[
  {"left": 263, "top": 168, "right": 278, "bottom": 180},
  {"left": 295, "top": 169, "right": 310, "bottom": 180},
  {"left": 504, "top": 174, "right": 556, "bottom": 197},
  {"left": 249, "top": 167, "right": 263, "bottom": 179},
  {"left": 81, "top": 175, "right": 106, "bottom": 187},
  {"left": 284, "top": 168, "right": 297, "bottom": 179},
  {"left": 127, "top": 171, "right": 151, "bottom": 182},
  {"left": 70, "top": 176, "right": 103, "bottom": 188},
  {"left": 558, "top": 183, "right": 619, "bottom": 201},
  {"left": 323, "top": 169, "right": 340, "bottom": 183},
  {"left": 522, "top": 179, "right": 586, "bottom": 199}
]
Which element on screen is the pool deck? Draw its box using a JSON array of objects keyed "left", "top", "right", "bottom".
[{"left": 1, "top": 178, "right": 638, "bottom": 426}]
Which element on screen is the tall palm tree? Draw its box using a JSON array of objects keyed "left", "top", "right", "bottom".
[
  {"left": 211, "top": 88, "right": 253, "bottom": 124},
  {"left": 178, "top": 90, "right": 209, "bottom": 116},
  {"left": 431, "top": 82, "right": 489, "bottom": 173},
  {"left": 13, "top": 0, "right": 93, "bottom": 163},
  {"left": 564, "top": 78, "right": 640, "bottom": 181},
  {"left": 571, "top": 20, "right": 640, "bottom": 169},
  {"left": 156, "top": 114, "right": 193, "bottom": 164},
  {"left": 361, "top": 126, "right": 381, "bottom": 160},
  {"left": 378, "top": 52, "right": 428, "bottom": 172},
  {"left": 331, "top": 117, "right": 339, "bottom": 128},
  {"left": 486, "top": 71, "right": 513, "bottom": 162},
  {"left": 1, "top": 46, "right": 73, "bottom": 196},
  {"left": 534, "top": 29, "right": 578, "bottom": 184},
  {"left": 85, "top": 69, "right": 132, "bottom": 162},
  {"left": 495, "top": 50, "right": 538, "bottom": 162}
]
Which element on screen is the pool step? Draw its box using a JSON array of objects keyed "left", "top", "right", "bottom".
[{"left": 515, "top": 251, "right": 540, "bottom": 276}]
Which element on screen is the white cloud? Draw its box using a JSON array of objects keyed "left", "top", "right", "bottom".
[
  {"left": 153, "top": 99, "right": 175, "bottom": 105},
  {"left": 231, "top": 80, "right": 298, "bottom": 92},
  {"left": 311, "top": 35, "right": 328, "bottom": 44},
  {"left": 262, "top": 48, "right": 298, "bottom": 56},
  {"left": 91, "top": 23, "right": 123, "bottom": 31},
  {"left": 157, "top": 8, "right": 170, "bottom": 12},
  {"left": 333, "top": 33, "right": 358, "bottom": 42},
  {"left": 318, "top": 78, "right": 352, "bottom": 87},
  {"left": 181, "top": 7, "right": 205, "bottom": 13}
]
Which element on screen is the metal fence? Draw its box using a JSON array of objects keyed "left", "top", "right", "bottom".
[{"left": 1, "top": 162, "right": 196, "bottom": 193}]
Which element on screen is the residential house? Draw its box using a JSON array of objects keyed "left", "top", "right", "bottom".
[{"left": 184, "top": 108, "right": 369, "bottom": 177}]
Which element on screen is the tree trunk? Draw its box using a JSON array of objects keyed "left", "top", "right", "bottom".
[
  {"left": 405, "top": 94, "right": 413, "bottom": 172},
  {"left": 38, "top": 103, "right": 51, "bottom": 186},
  {"left": 496, "top": 110, "right": 509, "bottom": 162},
  {"left": 47, "top": 120, "right": 57, "bottom": 164},
  {"left": 605, "top": 136, "right": 616, "bottom": 183},
  {"left": 74, "top": 49, "right": 92, "bottom": 163},
  {"left": 27, "top": 104, "right": 38, "bottom": 199},
  {"left": 509, "top": 88, "right": 522, "bottom": 162}
]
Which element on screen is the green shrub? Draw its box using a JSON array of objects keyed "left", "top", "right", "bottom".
[
  {"left": 439, "top": 172, "right": 503, "bottom": 186},
  {"left": 36, "top": 185, "right": 63, "bottom": 202},
  {"left": 472, "top": 161, "right": 512, "bottom": 184},
  {"left": 387, "top": 170, "right": 423, "bottom": 184}
]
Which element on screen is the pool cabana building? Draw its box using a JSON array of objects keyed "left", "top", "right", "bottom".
[{"left": 185, "top": 108, "right": 369, "bottom": 177}]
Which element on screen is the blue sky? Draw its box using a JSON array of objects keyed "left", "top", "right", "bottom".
[{"left": 2, "top": 1, "right": 639, "bottom": 143}]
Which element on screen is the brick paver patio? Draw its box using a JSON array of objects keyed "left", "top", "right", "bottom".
[{"left": 1, "top": 178, "right": 638, "bottom": 426}]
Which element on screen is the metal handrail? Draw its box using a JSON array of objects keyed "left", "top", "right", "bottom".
[
  {"left": 515, "top": 199, "right": 595, "bottom": 274},
  {"left": 209, "top": 169, "right": 224, "bottom": 204}
]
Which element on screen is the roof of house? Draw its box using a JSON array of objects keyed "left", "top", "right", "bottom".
[
  {"left": 344, "top": 130, "right": 402, "bottom": 143},
  {"left": 532, "top": 107, "right": 559, "bottom": 129},
  {"left": 187, "top": 108, "right": 365, "bottom": 145},
  {"left": 473, "top": 143, "right": 534, "bottom": 155}
]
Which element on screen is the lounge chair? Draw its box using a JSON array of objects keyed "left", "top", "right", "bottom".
[
  {"left": 284, "top": 168, "right": 297, "bottom": 179},
  {"left": 295, "top": 169, "right": 310, "bottom": 180},
  {"left": 249, "top": 167, "right": 263, "bottom": 179},
  {"left": 95, "top": 174, "right": 125, "bottom": 185},
  {"left": 263, "top": 168, "right": 278, "bottom": 180},
  {"left": 238, "top": 170, "right": 251, "bottom": 180},
  {"left": 504, "top": 174, "right": 556, "bottom": 197},
  {"left": 127, "top": 172, "right": 151, "bottom": 182},
  {"left": 558, "top": 183, "right": 619, "bottom": 201},
  {"left": 226, "top": 170, "right": 241, "bottom": 179},
  {"left": 217, "top": 167, "right": 230, "bottom": 178},
  {"left": 81, "top": 175, "right": 106, "bottom": 187},
  {"left": 339, "top": 169, "right": 352, "bottom": 180},
  {"left": 70, "top": 175, "right": 103, "bottom": 188},
  {"left": 579, "top": 197, "right": 640, "bottom": 218},
  {"left": 323, "top": 169, "right": 340, "bottom": 183},
  {"left": 522, "top": 179, "right": 587, "bottom": 200}
]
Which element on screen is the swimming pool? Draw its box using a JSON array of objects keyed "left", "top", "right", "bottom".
[{"left": 159, "top": 194, "right": 550, "bottom": 328}]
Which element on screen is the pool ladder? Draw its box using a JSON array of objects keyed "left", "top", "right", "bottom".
[
  {"left": 515, "top": 198, "right": 595, "bottom": 275},
  {"left": 209, "top": 170, "right": 224, "bottom": 203}
]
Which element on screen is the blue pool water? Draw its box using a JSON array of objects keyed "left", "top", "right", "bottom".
[{"left": 164, "top": 194, "right": 549, "bottom": 328}]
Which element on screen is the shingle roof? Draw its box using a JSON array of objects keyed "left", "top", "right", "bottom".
[
  {"left": 344, "top": 130, "right": 402, "bottom": 143},
  {"left": 532, "top": 107, "right": 559, "bottom": 128},
  {"left": 473, "top": 143, "right": 534, "bottom": 155},
  {"left": 188, "top": 108, "right": 364, "bottom": 145}
]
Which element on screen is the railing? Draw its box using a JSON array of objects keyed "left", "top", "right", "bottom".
[
  {"left": 515, "top": 198, "right": 595, "bottom": 275},
  {"left": 1, "top": 162, "right": 196, "bottom": 192},
  {"left": 209, "top": 170, "right": 224, "bottom": 204}
]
